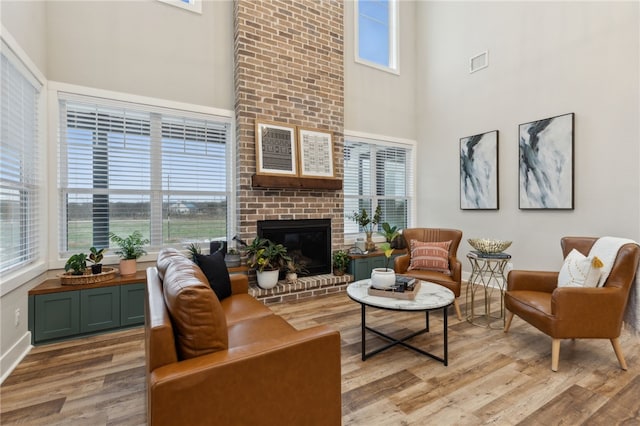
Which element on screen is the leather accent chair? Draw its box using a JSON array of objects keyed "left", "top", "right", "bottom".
[
  {"left": 504, "top": 237, "right": 640, "bottom": 371},
  {"left": 394, "top": 228, "right": 463, "bottom": 320}
]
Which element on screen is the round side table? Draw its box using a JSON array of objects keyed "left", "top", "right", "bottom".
[{"left": 465, "top": 252, "right": 511, "bottom": 328}]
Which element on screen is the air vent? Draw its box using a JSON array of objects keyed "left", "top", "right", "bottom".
[{"left": 470, "top": 51, "right": 489, "bottom": 73}]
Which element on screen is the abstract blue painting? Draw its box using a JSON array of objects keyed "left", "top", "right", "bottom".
[
  {"left": 519, "top": 113, "right": 574, "bottom": 209},
  {"left": 460, "top": 130, "right": 499, "bottom": 210}
]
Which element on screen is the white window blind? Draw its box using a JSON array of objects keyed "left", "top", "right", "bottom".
[
  {"left": 344, "top": 138, "right": 413, "bottom": 235},
  {"left": 0, "top": 42, "right": 42, "bottom": 274},
  {"left": 58, "top": 93, "right": 231, "bottom": 255}
]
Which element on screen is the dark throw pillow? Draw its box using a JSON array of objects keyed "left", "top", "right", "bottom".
[{"left": 195, "top": 252, "right": 232, "bottom": 300}]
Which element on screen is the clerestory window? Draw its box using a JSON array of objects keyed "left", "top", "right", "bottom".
[{"left": 355, "top": 0, "right": 399, "bottom": 74}]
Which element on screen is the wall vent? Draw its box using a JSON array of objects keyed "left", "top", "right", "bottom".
[{"left": 470, "top": 51, "right": 489, "bottom": 73}]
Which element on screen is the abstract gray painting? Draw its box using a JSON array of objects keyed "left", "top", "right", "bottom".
[
  {"left": 460, "top": 130, "right": 498, "bottom": 210},
  {"left": 519, "top": 113, "right": 574, "bottom": 209}
]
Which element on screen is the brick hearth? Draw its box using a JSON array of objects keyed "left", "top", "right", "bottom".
[{"left": 250, "top": 274, "right": 353, "bottom": 305}]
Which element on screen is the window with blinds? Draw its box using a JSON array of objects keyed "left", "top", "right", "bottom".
[
  {"left": 0, "top": 42, "right": 42, "bottom": 274},
  {"left": 344, "top": 137, "right": 413, "bottom": 235},
  {"left": 58, "top": 94, "right": 231, "bottom": 255}
]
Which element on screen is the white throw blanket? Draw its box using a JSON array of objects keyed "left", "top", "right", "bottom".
[{"left": 588, "top": 236, "right": 640, "bottom": 337}]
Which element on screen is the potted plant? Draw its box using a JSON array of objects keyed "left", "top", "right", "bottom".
[
  {"left": 109, "top": 231, "right": 150, "bottom": 276},
  {"left": 88, "top": 247, "right": 106, "bottom": 274},
  {"left": 186, "top": 242, "right": 202, "bottom": 262},
  {"left": 371, "top": 242, "right": 395, "bottom": 289},
  {"left": 246, "top": 237, "right": 290, "bottom": 289},
  {"left": 349, "top": 205, "right": 381, "bottom": 251},
  {"left": 285, "top": 258, "right": 308, "bottom": 284},
  {"left": 332, "top": 250, "right": 350, "bottom": 276},
  {"left": 381, "top": 222, "right": 401, "bottom": 248},
  {"left": 65, "top": 253, "right": 88, "bottom": 276}
]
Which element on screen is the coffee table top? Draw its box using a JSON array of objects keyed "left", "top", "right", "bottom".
[{"left": 347, "top": 279, "right": 454, "bottom": 311}]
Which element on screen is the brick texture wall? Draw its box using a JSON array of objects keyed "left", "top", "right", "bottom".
[{"left": 234, "top": 0, "right": 345, "bottom": 249}]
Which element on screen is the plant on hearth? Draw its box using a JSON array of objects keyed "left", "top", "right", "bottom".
[
  {"left": 246, "top": 237, "right": 290, "bottom": 272},
  {"left": 332, "top": 250, "right": 350, "bottom": 275}
]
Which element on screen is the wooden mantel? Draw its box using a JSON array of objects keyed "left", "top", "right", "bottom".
[{"left": 251, "top": 174, "right": 342, "bottom": 190}]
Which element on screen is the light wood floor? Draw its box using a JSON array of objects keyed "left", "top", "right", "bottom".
[{"left": 2, "top": 284, "right": 640, "bottom": 425}]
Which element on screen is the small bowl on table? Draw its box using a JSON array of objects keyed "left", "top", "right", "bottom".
[{"left": 468, "top": 238, "right": 512, "bottom": 254}]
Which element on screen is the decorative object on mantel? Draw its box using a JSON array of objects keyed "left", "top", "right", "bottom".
[
  {"left": 332, "top": 250, "right": 350, "bottom": 276},
  {"left": 109, "top": 230, "right": 150, "bottom": 276},
  {"left": 255, "top": 120, "right": 298, "bottom": 176},
  {"left": 468, "top": 238, "right": 512, "bottom": 254},
  {"left": 349, "top": 205, "right": 382, "bottom": 252},
  {"left": 60, "top": 266, "right": 117, "bottom": 285}
]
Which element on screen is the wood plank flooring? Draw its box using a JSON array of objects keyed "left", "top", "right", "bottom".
[{"left": 2, "top": 284, "right": 640, "bottom": 425}]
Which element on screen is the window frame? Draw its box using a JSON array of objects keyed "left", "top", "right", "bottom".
[
  {"left": 157, "top": 0, "right": 202, "bottom": 14},
  {"left": 49, "top": 82, "right": 235, "bottom": 267},
  {"left": 0, "top": 28, "right": 48, "bottom": 294},
  {"left": 343, "top": 130, "right": 416, "bottom": 243},
  {"left": 354, "top": 0, "right": 400, "bottom": 75}
]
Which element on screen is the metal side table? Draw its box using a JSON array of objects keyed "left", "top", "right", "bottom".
[{"left": 465, "top": 251, "right": 511, "bottom": 329}]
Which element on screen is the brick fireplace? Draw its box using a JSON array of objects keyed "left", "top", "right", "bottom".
[{"left": 234, "top": 1, "right": 345, "bottom": 257}]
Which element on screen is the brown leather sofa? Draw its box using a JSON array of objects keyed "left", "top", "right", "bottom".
[
  {"left": 145, "top": 248, "right": 342, "bottom": 426},
  {"left": 504, "top": 237, "right": 640, "bottom": 371},
  {"left": 394, "top": 228, "right": 463, "bottom": 320}
]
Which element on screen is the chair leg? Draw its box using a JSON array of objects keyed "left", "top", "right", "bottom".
[
  {"left": 453, "top": 298, "right": 463, "bottom": 321},
  {"left": 551, "top": 339, "right": 561, "bottom": 372},
  {"left": 504, "top": 311, "right": 514, "bottom": 333},
  {"left": 611, "top": 338, "right": 628, "bottom": 370}
]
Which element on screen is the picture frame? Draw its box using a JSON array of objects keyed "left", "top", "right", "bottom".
[
  {"left": 519, "top": 113, "right": 574, "bottom": 210},
  {"left": 460, "top": 130, "right": 499, "bottom": 210},
  {"left": 297, "top": 127, "right": 335, "bottom": 178},
  {"left": 255, "top": 120, "right": 298, "bottom": 176}
]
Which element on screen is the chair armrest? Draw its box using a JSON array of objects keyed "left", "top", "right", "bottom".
[
  {"left": 149, "top": 325, "right": 341, "bottom": 426},
  {"left": 230, "top": 273, "right": 249, "bottom": 294},
  {"left": 551, "top": 287, "right": 623, "bottom": 321},
  {"left": 450, "top": 257, "right": 461, "bottom": 283},
  {"left": 507, "top": 270, "right": 559, "bottom": 293},
  {"left": 394, "top": 254, "right": 410, "bottom": 273}
]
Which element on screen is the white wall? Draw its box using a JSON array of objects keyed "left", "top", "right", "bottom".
[
  {"left": 344, "top": 0, "right": 417, "bottom": 140},
  {"left": 416, "top": 1, "right": 640, "bottom": 271},
  {"left": 46, "top": 0, "right": 234, "bottom": 109},
  {"left": 1, "top": 0, "right": 47, "bottom": 72}
]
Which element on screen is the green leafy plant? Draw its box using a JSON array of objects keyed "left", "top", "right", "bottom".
[
  {"left": 246, "top": 237, "right": 290, "bottom": 272},
  {"left": 332, "top": 250, "right": 350, "bottom": 272},
  {"left": 380, "top": 223, "right": 400, "bottom": 244},
  {"left": 65, "top": 253, "right": 88, "bottom": 275},
  {"left": 349, "top": 205, "right": 382, "bottom": 234},
  {"left": 109, "top": 231, "right": 150, "bottom": 260},
  {"left": 187, "top": 242, "right": 202, "bottom": 262},
  {"left": 379, "top": 242, "right": 394, "bottom": 271},
  {"left": 88, "top": 247, "right": 106, "bottom": 264},
  {"left": 285, "top": 258, "right": 308, "bottom": 275}
]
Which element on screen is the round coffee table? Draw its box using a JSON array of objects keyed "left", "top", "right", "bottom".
[{"left": 347, "top": 279, "right": 454, "bottom": 365}]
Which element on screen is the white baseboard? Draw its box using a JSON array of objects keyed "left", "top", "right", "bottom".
[{"left": 0, "top": 331, "right": 32, "bottom": 385}]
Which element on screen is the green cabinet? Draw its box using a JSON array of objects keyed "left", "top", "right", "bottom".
[
  {"left": 348, "top": 252, "right": 404, "bottom": 282},
  {"left": 29, "top": 281, "right": 145, "bottom": 345}
]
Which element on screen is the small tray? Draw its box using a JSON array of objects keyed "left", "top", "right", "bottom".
[
  {"left": 60, "top": 267, "right": 117, "bottom": 285},
  {"left": 368, "top": 280, "right": 421, "bottom": 300}
]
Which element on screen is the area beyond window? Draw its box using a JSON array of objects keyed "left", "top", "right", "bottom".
[
  {"left": 0, "top": 41, "right": 42, "bottom": 275},
  {"left": 355, "top": 0, "right": 399, "bottom": 73},
  {"left": 157, "top": 0, "right": 202, "bottom": 14},
  {"left": 57, "top": 93, "right": 231, "bottom": 256},
  {"left": 343, "top": 135, "right": 413, "bottom": 236}
]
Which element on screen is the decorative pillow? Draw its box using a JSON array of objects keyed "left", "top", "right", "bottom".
[
  {"left": 408, "top": 240, "right": 451, "bottom": 274},
  {"left": 557, "top": 248, "right": 604, "bottom": 288},
  {"left": 195, "top": 252, "right": 232, "bottom": 300}
]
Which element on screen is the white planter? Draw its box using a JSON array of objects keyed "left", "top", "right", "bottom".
[
  {"left": 256, "top": 269, "right": 280, "bottom": 289},
  {"left": 371, "top": 268, "right": 396, "bottom": 289}
]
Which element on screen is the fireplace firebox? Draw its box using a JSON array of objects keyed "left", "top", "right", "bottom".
[{"left": 257, "top": 219, "right": 331, "bottom": 276}]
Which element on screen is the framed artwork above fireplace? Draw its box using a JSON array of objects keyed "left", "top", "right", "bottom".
[{"left": 255, "top": 120, "right": 297, "bottom": 176}]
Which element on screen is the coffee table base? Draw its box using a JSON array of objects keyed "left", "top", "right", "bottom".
[{"left": 360, "top": 304, "right": 449, "bottom": 365}]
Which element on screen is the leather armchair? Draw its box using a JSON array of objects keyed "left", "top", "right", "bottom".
[
  {"left": 504, "top": 237, "right": 640, "bottom": 371},
  {"left": 394, "top": 228, "right": 463, "bottom": 320}
]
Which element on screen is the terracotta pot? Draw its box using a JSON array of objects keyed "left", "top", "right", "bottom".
[
  {"left": 333, "top": 268, "right": 345, "bottom": 276},
  {"left": 119, "top": 259, "right": 137, "bottom": 276}
]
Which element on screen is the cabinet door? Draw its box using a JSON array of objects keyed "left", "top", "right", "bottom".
[
  {"left": 120, "top": 283, "right": 146, "bottom": 326},
  {"left": 80, "top": 287, "right": 120, "bottom": 333},
  {"left": 370, "top": 256, "right": 386, "bottom": 270},
  {"left": 34, "top": 292, "right": 80, "bottom": 343}
]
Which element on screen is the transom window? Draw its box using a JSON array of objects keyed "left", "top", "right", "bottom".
[
  {"left": 57, "top": 93, "right": 231, "bottom": 255},
  {"left": 355, "top": 0, "right": 399, "bottom": 73},
  {"left": 344, "top": 135, "right": 413, "bottom": 235}
]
